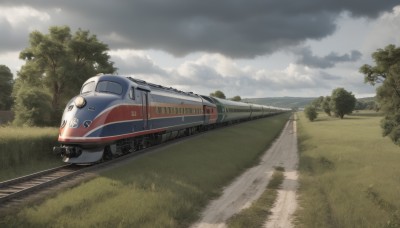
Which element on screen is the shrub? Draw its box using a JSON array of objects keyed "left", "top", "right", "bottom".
[
  {"left": 304, "top": 106, "right": 318, "bottom": 121},
  {"left": 13, "top": 87, "right": 52, "bottom": 126}
]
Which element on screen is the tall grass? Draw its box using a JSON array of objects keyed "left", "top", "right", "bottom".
[
  {"left": 1, "top": 113, "right": 291, "bottom": 227},
  {"left": 295, "top": 111, "right": 400, "bottom": 228},
  {"left": 0, "top": 127, "right": 62, "bottom": 181}
]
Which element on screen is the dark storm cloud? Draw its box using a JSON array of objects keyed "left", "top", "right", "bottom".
[
  {"left": 294, "top": 46, "right": 362, "bottom": 68},
  {"left": 0, "top": 17, "right": 30, "bottom": 52},
  {"left": 0, "top": 0, "right": 398, "bottom": 57}
]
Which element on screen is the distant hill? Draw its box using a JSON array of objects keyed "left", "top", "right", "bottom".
[
  {"left": 242, "top": 96, "right": 376, "bottom": 109},
  {"left": 243, "top": 97, "right": 316, "bottom": 109},
  {"left": 357, "top": 97, "right": 375, "bottom": 103}
]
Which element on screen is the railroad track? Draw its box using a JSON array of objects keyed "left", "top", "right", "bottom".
[
  {"left": 0, "top": 164, "right": 88, "bottom": 204},
  {"left": 0, "top": 141, "right": 170, "bottom": 206}
]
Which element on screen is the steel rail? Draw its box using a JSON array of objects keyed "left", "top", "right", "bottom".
[{"left": 0, "top": 164, "right": 87, "bottom": 204}]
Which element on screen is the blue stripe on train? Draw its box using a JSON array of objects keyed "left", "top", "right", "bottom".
[
  {"left": 151, "top": 115, "right": 203, "bottom": 129},
  {"left": 86, "top": 115, "right": 204, "bottom": 138}
]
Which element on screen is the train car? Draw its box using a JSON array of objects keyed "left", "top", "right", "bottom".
[
  {"left": 250, "top": 104, "right": 264, "bottom": 119},
  {"left": 130, "top": 78, "right": 205, "bottom": 140},
  {"left": 54, "top": 75, "right": 206, "bottom": 164},
  {"left": 264, "top": 105, "right": 284, "bottom": 115},
  {"left": 55, "top": 75, "right": 141, "bottom": 163},
  {"left": 199, "top": 95, "right": 218, "bottom": 128},
  {"left": 208, "top": 97, "right": 252, "bottom": 124}
]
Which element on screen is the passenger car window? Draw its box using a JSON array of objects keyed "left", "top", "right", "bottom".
[
  {"left": 81, "top": 81, "right": 95, "bottom": 94},
  {"left": 96, "top": 81, "right": 123, "bottom": 95}
]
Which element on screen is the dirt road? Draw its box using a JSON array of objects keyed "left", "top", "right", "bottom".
[{"left": 191, "top": 116, "right": 299, "bottom": 228}]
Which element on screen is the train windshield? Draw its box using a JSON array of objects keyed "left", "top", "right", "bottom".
[
  {"left": 96, "top": 81, "right": 123, "bottom": 95},
  {"left": 81, "top": 81, "right": 95, "bottom": 94}
]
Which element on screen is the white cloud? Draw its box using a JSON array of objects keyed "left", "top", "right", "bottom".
[
  {"left": 110, "top": 50, "right": 352, "bottom": 98},
  {"left": 0, "top": 6, "right": 50, "bottom": 27},
  {"left": 0, "top": 51, "right": 24, "bottom": 77},
  {"left": 364, "top": 5, "right": 400, "bottom": 53},
  {"left": 109, "top": 49, "right": 168, "bottom": 77}
]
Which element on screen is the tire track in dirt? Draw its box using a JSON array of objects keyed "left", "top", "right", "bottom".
[{"left": 191, "top": 116, "right": 299, "bottom": 228}]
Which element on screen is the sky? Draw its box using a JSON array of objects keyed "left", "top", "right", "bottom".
[{"left": 0, "top": 0, "right": 400, "bottom": 98}]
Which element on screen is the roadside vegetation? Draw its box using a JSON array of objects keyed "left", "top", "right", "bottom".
[
  {"left": 0, "top": 113, "right": 290, "bottom": 227},
  {"left": 227, "top": 167, "right": 284, "bottom": 228},
  {"left": 0, "top": 127, "right": 61, "bottom": 181},
  {"left": 360, "top": 44, "right": 400, "bottom": 146},
  {"left": 304, "top": 105, "right": 318, "bottom": 121},
  {"left": 296, "top": 111, "right": 400, "bottom": 228},
  {"left": 307, "top": 87, "right": 356, "bottom": 121},
  {"left": 0, "top": 65, "right": 13, "bottom": 110}
]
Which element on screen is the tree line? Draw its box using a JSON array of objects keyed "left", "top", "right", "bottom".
[
  {"left": 304, "top": 44, "right": 400, "bottom": 147},
  {"left": 209, "top": 90, "right": 242, "bottom": 101},
  {"left": 304, "top": 88, "right": 357, "bottom": 121}
]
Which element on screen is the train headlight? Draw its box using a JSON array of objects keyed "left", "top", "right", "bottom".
[{"left": 74, "top": 96, "right": 86, "bottom": 108}]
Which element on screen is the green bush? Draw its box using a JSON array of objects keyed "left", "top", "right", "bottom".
[
  {"left": 13, "top": 87, "right": 53, "bottom": 127},
  {"left": 304, "top": 106, "right": 318, "bottom": 121}
]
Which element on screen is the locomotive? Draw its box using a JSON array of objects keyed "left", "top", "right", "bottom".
[{"left": 53, "top": 74, "right": 288, "bottom": 164}]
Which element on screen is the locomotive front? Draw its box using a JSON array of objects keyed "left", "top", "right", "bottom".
[{"left": 53, "top": 75, "right": 134, "bottom": 164}]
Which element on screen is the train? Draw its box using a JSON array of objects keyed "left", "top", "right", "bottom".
[{"left": 53, "top": 74, "right": 289, "bottom": 164}]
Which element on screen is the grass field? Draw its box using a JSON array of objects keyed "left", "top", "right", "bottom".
[
  {"left": 0, "top": 127, "right": 62, "bottom": 181},
  {"left": 296, "top": 111, "right": 400, "bottom": 228},
  {"left": 0, "top": 113, "right": 290, "bottom": 227}
]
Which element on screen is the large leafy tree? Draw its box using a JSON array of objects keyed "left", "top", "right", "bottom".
[
  {"left": 330, "top": 88, "right": 356, "bottom": 119},
  {"left": 0, "top": 65, "right": 14, "bottom": 110},
  {"left": 360, "top": 44, "right": 400, "bottom": 145},
  {"left": 360, "top": 44, "right": 400, "bottom": 86},
  {"left": 210, "top": 90, "right": 226, "bottom": 99},
  {"left": 15, "top": 26, "right": 116, "bottom": 125}
]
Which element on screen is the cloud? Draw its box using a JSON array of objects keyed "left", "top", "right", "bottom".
[
  {"left": 110, "top": 51, "right": 351, "bottom": 97},
  {"left": 364, "top": 5, "right": 400, "bottom": 53},
  {"left": 0, "top": 1, "right": 398, "bottom": 57},
  {"left": 109, "top": 50, "right": 168, "bottom": 76},
  {"left": 294, "top": 46, "right": 362, "bottom": 68},
  {"left": 0, "top": 5, "right": 59, "bottom": 52}
]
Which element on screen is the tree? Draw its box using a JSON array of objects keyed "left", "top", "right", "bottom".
[
  {"left": 360, "top": 44, "right": 400, "bottom": 145},
  {"left": 322, "top": 96, "right": 331, "bottom": 116},
  {"left": 330, "top": 88, "right": 356, "bottom": 119},
  {"left": 360, "top": 44, "right": 400, "bottom": 86},
  {"left": 312, "top": 96, "right": 324, "bottom": 110},
  {"left": 304, "top": 105, "right": 318, "bottom": 121},
  {"left": 0, "top": 65, "right": 14, "bottom": 110},
  {"left": 355, "top": 101, "right": 367, "bottom": 110},
  {"left": 16, "top": 26, "right": 116, "bottom": 125},
  {"left": 13, "top": 86, "right": 52, "bottom": 126},
  {"left": 210, "top": 90, "right": 226, "bottom": 99},
  {"left": 231, "top": 95, "right": 241, "bottom": 101}
]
